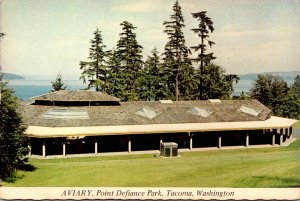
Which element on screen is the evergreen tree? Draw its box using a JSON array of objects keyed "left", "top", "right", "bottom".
[
  {"left": 79, "top": 28, "right": 109, "bottom": 92},
  {"left": 106, "top": 49, "right": 124, "bottom": 98},
  {"left": 199, "top": 64, "right": 239, "bottom": 99},
  {"left": 139, "top": 48, "right": 165, "bottom": 101},
  {"left": 50, "top": 73, "right": 66, "bottom": 92},
  {"left": 191, "top": 11, "right": 216, "bottom": 99},
  {"left": 291, "top": 74, "right": 300, "bottom": 97},
  {"left": 250, "top": 74, "right": 289, "bottom": 110},
  {"left": 0, "top": 82, "right": 29, "bottom": 180},
  {"left": 116, "top": 21, "right": 143, "bottom": 101},
  {"left": 162, "top": 0, "right": 192, "bottom": 101}
]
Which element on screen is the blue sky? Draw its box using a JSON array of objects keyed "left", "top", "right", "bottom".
[{"left": 1, "top": 0, "right": 300, "bottom": 79}]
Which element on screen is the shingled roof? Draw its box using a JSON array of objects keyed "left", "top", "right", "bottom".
[
  {"left": 19, "top": 98, "right": 271, "bottom": 128},
  {"left": 31, "top": 90, "right": 120, "bottom": 102}
]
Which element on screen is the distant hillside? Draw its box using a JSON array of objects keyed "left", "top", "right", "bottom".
[
  {"left": 239, "top": 71, "right": 300, "bottom": 81},
  {"left": 2, "top": 73, "right": 25, "bottom": 80}
]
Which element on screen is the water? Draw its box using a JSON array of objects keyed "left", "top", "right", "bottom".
[
  {"left": 4, "top": 78, "right": 295, "bottom": 100},
  {"left": 6, "top": 80, "right": 87, "bottom": 100}
]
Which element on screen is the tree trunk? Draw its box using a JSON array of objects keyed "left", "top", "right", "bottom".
[
  {"left": 176, "top": 73, "right": 179, "bottom": 101},
  {"left": 200, "top": 34, "right": 204, "bottom": 100}
]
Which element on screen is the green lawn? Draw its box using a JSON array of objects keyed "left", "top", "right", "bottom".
[{"left": 5, "top": 140, "right": 300, "bottom": 187}]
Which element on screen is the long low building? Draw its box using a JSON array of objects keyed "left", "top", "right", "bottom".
[{"left": 19, "top": 90, "right": 298, "bottom": 158}]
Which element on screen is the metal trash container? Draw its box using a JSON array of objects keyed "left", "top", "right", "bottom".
[{"left": 160, "top": 142, "right": 178, "bottom": 157}]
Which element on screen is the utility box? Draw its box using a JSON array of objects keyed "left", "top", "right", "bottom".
[{"left": 160, "top": 142, "right": 178, "bottom": 157}]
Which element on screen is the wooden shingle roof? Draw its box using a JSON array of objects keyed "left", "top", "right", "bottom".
[
  {"left": 31, "top": 90, "right": 120, "bottom": 102},
  {"left": 19, "top": 98, "right": 272, "bottom": 128}
]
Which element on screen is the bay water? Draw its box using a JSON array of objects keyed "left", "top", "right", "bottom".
[{"left": 5, "top": 79, "right": 255, "bottom": 100}]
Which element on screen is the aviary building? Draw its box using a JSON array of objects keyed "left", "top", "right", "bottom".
[{"left": 19, "top": 90, "right": 297, "bottom": 158}]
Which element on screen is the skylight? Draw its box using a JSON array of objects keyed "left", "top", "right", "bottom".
[
  {"left": 159, "top": 100, "right": 173, "bottom": 104},
  {"left": 135, "top": 107, "right": 159, "bottom": 119},
  {"left": 238, "top": 105, "right": 261, "bottom": 116},
  {"left": 43, "top": 108, "right": 89, "bottom": 119},
  {"left": 191, "top": 107, "right": 212, "bottom": 118},
  {"left": 208, "top": 99, "right": 221, "bottom": 103}
]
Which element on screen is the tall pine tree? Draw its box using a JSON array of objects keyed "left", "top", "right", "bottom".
[
  {"left": 162, "top": 0, "right": 192, "bottom": 101},
  {"left": 79, "top": 28, "right": 109, "bottom": 92},
  {"left": 139, "top": 48, "right": 165, "bottom": 101},
  {"left": 116, "top": 21, "right": 143, "bottom": 101},
  {"left": 191, "top": 11, "right": 216, "bottom": 99}
]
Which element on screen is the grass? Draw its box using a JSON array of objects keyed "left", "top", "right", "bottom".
[{"left": 4, "top": 140, "right": 300, "bottom": 187}]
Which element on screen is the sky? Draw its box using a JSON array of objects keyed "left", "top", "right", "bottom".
[{"left": 1, "top": 0, "right": 300, "bottom": 79}]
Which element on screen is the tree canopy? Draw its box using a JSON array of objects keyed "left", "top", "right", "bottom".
[
  {"left": 80, "top": 28, "right": 110, "bottom": 92},
  {"left": 115, "top": 21, "right": 144, "bottom": 101},
  {"left": 162, "top": 0, "right": 193, "bottom": 101},
  {"left": 190, "top": 11, "right": 216, "bottom": 99},
  {"left": 139, "top": 48, "right": 165, "bottom": 101},
  {"left": 250, "top": 74, "right": 300, "bottom": 119},
  {"left": 0, "top": 82, "right": 29, "bottom": 180},
  {"left": 50, "top": 73, "right": 66, "bottom": 92}
]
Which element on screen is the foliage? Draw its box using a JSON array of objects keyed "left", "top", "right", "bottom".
[
  {"left": 139, "top": 48, "right": 165, "bottom": 101},
  {"left": 250, "top": 74, "right": 289, "bottom": 109},
  {"left": 290, "top": 74, "right": 300, "bottom": 97},
  {"left": 190, "top": 11, "right": 216, "bottom": 99},
  {"left": 197, "top": 64, "right": 239, "bottom": 99},
  {"left": 162, "top": 0, "right": 193, "bottom": 101},
  {"left": 272, "top": 90, "right": 300, "bottom": 119},
  {"left": 114, "top": 21, "right": 144, "bottom": 101},
  {"left": 0, "top": 82, "right": 29, "bottom": 181},
  {"left": 80, "top": 28, "right": 110, "bottom": 92},
  {"left": 50, "top": 73, "right": 66, "bottom": 92},
  {"left": 250, "top": 74, "right": 300, "bottom": 119},
  {"left": 105, "top": 49, "right": 123, "bottom": 98}
]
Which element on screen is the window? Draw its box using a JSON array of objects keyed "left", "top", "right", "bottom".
[
  {"left": 191, "top": 107, "right": 212, "bottom": 118},
  {"left": 135, "top": 107, "right": 159, "bottom": 119},
  {"left": 43, "top": 108, "right": 89, "bottom": 119},
  {"left": 238, "top": 105, "right": 261, "bottom": 116}
]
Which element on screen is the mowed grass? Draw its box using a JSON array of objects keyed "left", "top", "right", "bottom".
[{"left": 5, "top": 140, "right": 300, "bottom": 187}]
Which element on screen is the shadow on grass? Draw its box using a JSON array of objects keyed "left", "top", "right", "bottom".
[
  {"left": 4, "top": 163, "right": 37, "bottom": 184},
  {"left": 19, "top": 163, "right": 36, "bottom": 172},
  {"left": 242, "top": 176, "right": 300, "bottom": 187}
]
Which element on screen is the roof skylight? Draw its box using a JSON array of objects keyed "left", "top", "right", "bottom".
[
  {"left": 159, "top": 100, "right": 173, "bottom": 104},
  {"left": 191, "top": 107, "right": 212, "bottom": 118},
  {"left": 43, "top": 108, "right": 89, "bottom": 119},
  {"left": 135, "top": 107, "right": 159, "bottom": 119},
  {"left": 238, "top": 105, "right": 261, "bottom": 116},
  {"left": 208, "top": 99, "right": 221, "bottom": 103}
]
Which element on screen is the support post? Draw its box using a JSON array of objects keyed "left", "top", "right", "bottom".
[
  {"left": 63, "top": 140, "right": 66, "bottom": 157},
  {"left": 246, "top": 132, "right": 249, "bottom": 147},
  {"left": 42, "top": 140, "right": 46, "bottom": 158},
  {"left": 28, "top": 139, "right": 32, "bottom": 157},
  {"left": 128, "top": 137, "right": 131, "bottom": 153},
  {"left": 272, "top": 134, "right": 275, "bottom": 146},
  {"left": 95, "top": 138, "right": 98, "bottom": 154},
  {"left": 218, "top": 135, "right": 222, "bottom": 149},
  {"left": 160, "top": 137, "right": 163, "bottom": 151},
  {"left": 280, "top": 128, "right": 283, "bottom": 135},
  {"left": 189, "top": 132, "right": 193, "bottom": 150},
  {"left": 279, "top": 134, "right": 283, "bottom": 145}
]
